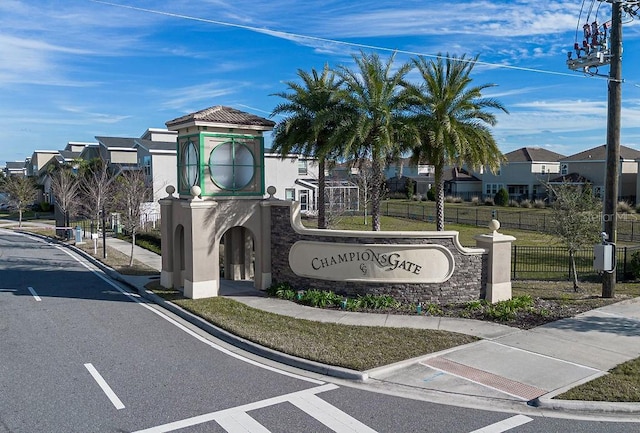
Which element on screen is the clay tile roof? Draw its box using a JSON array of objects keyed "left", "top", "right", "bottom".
[{"left": 165, "top": 105, "right": 276, "bottom": 128}]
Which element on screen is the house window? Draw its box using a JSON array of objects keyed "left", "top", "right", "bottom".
[
  {"left": 561, "top": 164, "right": 568, "bottom": 175},
  {"left": 594, "top": 186, "right": 604, "bottom": 198},
  {"left": 300, "top": 190, "right": 309, "bottom": 211},
  {"left": 485, "top": 183, "right": 503, "bottom": 195},
  {"left": 541, "top": 164, "right": 546, "bottom": 173},
  {"left": 142, "top": 155, "right": 151, "bottom": 177},
  {"left": 285, "top": 188, "right": 295, "bottom": 201},
  {"left": 298, "top": 159, "right": 308, "bottom": 175}
]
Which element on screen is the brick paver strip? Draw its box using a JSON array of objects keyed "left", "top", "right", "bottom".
[{"left": 422, "top": 356, "right": 547, "bottom": 401}]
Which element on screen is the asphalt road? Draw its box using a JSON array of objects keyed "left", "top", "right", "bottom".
[{"left": 0, "top": 229, "right": 637, "bottom": 432}]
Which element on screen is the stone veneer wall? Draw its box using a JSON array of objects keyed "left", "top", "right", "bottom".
[{"left": 270, "top": 204, "right": 488, "bottom": 305}]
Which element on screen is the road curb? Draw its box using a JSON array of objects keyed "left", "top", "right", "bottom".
[{"left": 530, "top": 396, "right": 640, "bottom": 414}]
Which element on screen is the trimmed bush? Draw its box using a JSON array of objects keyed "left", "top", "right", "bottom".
[
  {"left": 426, "top": 187, "right": 435, "bottom": 201},
  {"left": 533, "top": 199, "right": 546, "bottom": 209},
  {"left": 494, "top": 188, "right": 509, "bottom": 207}
]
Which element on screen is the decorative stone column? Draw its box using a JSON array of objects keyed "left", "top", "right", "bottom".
[
  {"left": 159, "top": 186, "right": 176, "bottom": 289},
  {"left": 474, "top": 220, "right": 516, "bottom": 303},
  {"left": 183, "top": 186, "right": 219, "bottom": 299}
]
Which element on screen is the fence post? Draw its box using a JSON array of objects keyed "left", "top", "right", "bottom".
[
  {"left": 422, "top": 205, "right": 425, "bottom": 221},
  {"left": 623, "top": 247, "right": 628, "bottom": 282},
  {"left": 512, "top": 245, "right": 517, "bottom": 280},
  {"left": 518, "top": 212, "right": 522, "bottom": 230},
  {"left": 475, "top": 208, "right": 478, "bottom": 227}
]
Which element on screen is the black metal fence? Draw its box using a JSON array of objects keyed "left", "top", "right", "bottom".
[
  {"left": 511, "top": 245, "right": 640, "bottom": 282},
  {"left": 380, "top": 201, "right": 640, "bottom": 282},
  {"left": 382, "top": 202, "right": 640, "bottom": 242}
]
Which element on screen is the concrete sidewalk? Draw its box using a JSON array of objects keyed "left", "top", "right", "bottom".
[{"left": 98, "top": 237, "right": 640, "bottom": 414}]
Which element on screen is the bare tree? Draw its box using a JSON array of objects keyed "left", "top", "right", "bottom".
[
  {"left": 78, "top": 160, "right": 115, "bottom": 231},
  {"left": 111, "top": 169, "right": 150, "bottom": 266},
  {"left": 547, "top": 181, "right": 602, "bottom": 291},
  {"left": 49, "top": 165, "right": 79, "bottom": 238},
  {"left": 3, "top": 176, "right": 38, "bottom": 227}
]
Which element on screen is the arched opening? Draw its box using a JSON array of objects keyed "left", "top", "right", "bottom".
[
  {"left": 173, "top": 224, "right": 185, "bottom": 291},
  {"left": 220, "top": 226, "right": 255, "bottom": 281}
]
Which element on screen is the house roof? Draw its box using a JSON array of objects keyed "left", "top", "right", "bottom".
[
  {"left": 6, "top": 161, "right": 25, "bottom": 170},
  {"left": 548, "top": 172, "right": 593, "bottom": 183},
  {"left": 504, "top": 147, "right": 566, "bottom": 163},
  {"left": 134, "top": 139, "right": 176, "bottom": 153},
  {"left": 165, "top": 105, "right": 276, "bottom": 129},
  {"left": 59, "top": 150, "right": 81, "bottom": 161},
  {"left": 561, "top": 144, "right": 640, "bottom": 162},
  {"left": 443, "top": 167, "right": 481, "bottom": 182},
  {"left": 95, "top": 136, "right": 137, "bottom": 149}
]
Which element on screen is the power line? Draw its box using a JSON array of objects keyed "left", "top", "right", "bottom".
[{"left": 88, "top": 0, "right": 599, "bottom": 81}]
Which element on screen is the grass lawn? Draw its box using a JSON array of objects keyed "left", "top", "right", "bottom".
[
  {"left": 151, "top": 285, "right": 477, "bottom": 371},
  {"left": 557, "top": 358, "right": 640, "bottom": 402}
]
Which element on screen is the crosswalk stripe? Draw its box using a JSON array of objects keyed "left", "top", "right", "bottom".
[
  {"left": 215, "top": 412, "right": 271, "bottom": 433},
  {"left": 469, "top": 415, "right": 533, "bottom": 433},
  {"left": 289, "top": 393, "right": 378, "bottom": 433}
]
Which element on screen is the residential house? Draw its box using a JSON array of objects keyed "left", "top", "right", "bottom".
[
  {"left": 95, "top": 136, "right": 138, "bottom": 171},
  {"left": 3, "top": 161, "right": 26, "bottom": 177},
  {"left": 482, "top": 147, "right": 566, "bottom": 201},
  {"left": 558, "top": 144, "right": 640, "bottom": 202},
  {"left": 264, "top": 150, "right": 320, "bottom": 213},
  {"left": 27, "top": 150, "right": 59, "bottom": 177},
  {"left": 134, "top": 129, "right": 178, "bottom": 219},
  {"left": 443, "top": 167, "right": 483, "bottom": 200},
  {"left": 384, "top": 157, "right": 435, "bottom": 196}
]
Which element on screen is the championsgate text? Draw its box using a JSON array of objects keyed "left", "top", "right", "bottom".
[{"left": 310, "top": 248, "right": 423, "bottom": 275}]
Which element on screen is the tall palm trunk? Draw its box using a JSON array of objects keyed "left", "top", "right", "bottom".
[
  {"left": 317, "top": 158, "right": 326, "bottom": 229},
  {"left": 434, "top": 163, "right": 445, "bottom": 231},
  {"left": 371, "top": 157, "right": 382, "bottom": 231}
]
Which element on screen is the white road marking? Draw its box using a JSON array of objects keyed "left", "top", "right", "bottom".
[
  {"left": 215, "top": 412, "right": 271, "bottom": 433},
  {"left": 84, "top": 363, "right": 125, "bottom": 410},
  {"left": 27, "top": 286, "right": 41, "bottom": 301},
  {"left": 133, "top": 384, "right": 344, "bottom": 433},
  {"left": 469, "top": 415, "right": 533, "bottom": 433},
  {"left": 289, "top": 392, "right": 378, "bottom": 433},
  {"left": 56, "top": 245, "right": 325, "bottom": 385}
]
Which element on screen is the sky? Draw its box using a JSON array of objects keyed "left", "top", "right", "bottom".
[{"left": 1, "top": 0, "right": 640, "bottom": 166}]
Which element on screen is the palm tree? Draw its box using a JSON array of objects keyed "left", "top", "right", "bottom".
[
  {"left": 334, "top": 51, "right": 415, "bottom": 231},
  {"left": 407, "top": 54, "right": 507, "bottom": 231},
  {"left": 270, "top": 65, "right": 343, "bottom": 229}
]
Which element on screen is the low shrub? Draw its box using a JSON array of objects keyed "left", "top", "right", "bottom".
[
  {"left": 508, "top": 199, "right": 520, "bottom": 207},
  {"left": 299, "top": 289, "right": 342, "bottom": 308},
  {"left": 266, "top": 282, "right": 297, "bottom": 301},
  {"left": 618, "top": 201, "right": 635, "bottom": 214},
  {"left": 533, "top": 199, "right": 546, "bottom": 209},
  {"left": 520, "top": 199, "right": 532, "bottom": 208},
  {"left": 485, "top": 295, "right": 534, "bottom": 321},
  {"left": 484, "top": 197, "right": 495, "bottom": 206},
  {"left": 470, "top": 196, "right": 480, "bottom": 206}
]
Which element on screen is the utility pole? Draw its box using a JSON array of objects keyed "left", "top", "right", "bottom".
[
  {"left": 602, "top": 0, "right": 623, "bottom": 298},
  {"left": 566, "top": 1, "right": 635, "bottom": 297}
]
